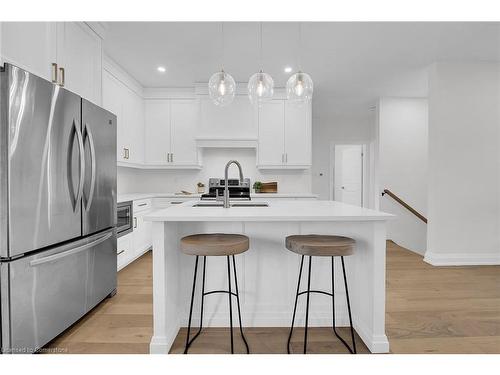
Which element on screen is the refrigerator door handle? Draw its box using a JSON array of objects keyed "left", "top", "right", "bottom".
[
  {"left": 29, "top": 231, "right": 113, "bottom": 267},
  {"left": 83, "top": 122, "right": 96, "bottom": 211},
  {"left": 73, "top": 119, "right": 85, "bottom": 211}
]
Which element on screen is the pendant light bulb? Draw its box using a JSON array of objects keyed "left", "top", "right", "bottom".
[
  {"left": 248, "top": 70, "right": 274, "bottom": 105},
  {"left": 209, "top": 69, "right": 236, "bottom": 107},
  {"left": 218, "top": 78, "right": 227, "bottom": 96},
  {"left": 286, "top": 71, "right": 313, "bottom": 102}
]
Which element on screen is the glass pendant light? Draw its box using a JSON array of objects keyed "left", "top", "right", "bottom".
[
  {"left": 248, "top": 23, "right": 274, "bottom": 105},
  {"left": 208, "top": 23, "right": 236, "bottom": 106},
  {"left": 286, "top": 23, "right": 313, "bottom": 102}
]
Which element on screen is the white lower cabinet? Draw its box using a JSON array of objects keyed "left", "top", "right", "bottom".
[
  {"left": 117, "top": 199, "right": 153, "bottom": 271},
  {"left": 117, "top": 234, "right": 133, "bottom": 271}
]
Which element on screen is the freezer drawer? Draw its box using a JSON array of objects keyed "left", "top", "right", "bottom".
[{"left": 0, "top": 230, "right": 116, "bottom": 354}]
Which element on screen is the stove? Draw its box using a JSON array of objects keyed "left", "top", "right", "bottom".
[{"left": 200, "top": 178, "right": 251, "bottom": 201}]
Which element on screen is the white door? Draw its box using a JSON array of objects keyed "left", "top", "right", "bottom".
[
  {"left": 257, "top": 101, "right": 285, "bottom": 166},
  {"left": 144, "top": 99, "right": 171, "bottom": 164},
  {"left": 284, "top": 101, "right": 311, "bottom": 166},
  {"left": 170, "top": 100, "right": 199, "bottom": 165},
  {"left": 0, "top": 22, "right": 57, "bottom": 81},
  {"left": 56, "top": 22, "right": 102, "bottom": 104},
  {"left": 334, "top": 145, "right": 363, "bottom": 206}
]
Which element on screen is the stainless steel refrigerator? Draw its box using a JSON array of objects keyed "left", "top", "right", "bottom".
[{"left": 0, "top": 63, "right": 117, "bottom": 353}]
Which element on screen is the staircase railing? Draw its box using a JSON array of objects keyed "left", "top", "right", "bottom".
[{"left": 381, "top": 189, "right": 427, "bottom": 224}]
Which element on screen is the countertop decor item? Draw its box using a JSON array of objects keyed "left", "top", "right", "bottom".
[
  {"left": 197, "top": 182, "right": 205, "bottom": 194},
  {"left": 253, "top": 181, "right": 262, "bottom": 193},
  {"left": 260, "top": 182, "right": 278, "bottom": 193}
]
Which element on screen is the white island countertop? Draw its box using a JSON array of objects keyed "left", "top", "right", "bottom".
[
  {"left": 117, "top": 192, "right": 318, "bottom": 203},
  {"left": 145, "top": 200, "right": 394, "bottom": 222}
]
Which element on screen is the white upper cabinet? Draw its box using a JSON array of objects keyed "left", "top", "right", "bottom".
[
  {"left": 0, "top": 22, "right": 57, "bottom": 81},
  {"left": 56, "top": 23, "right": 103, "bottom": 105},
  {"left": 0, "top": 22, "right": 103, "bottom": 104},
  {"left": 284, "top": 101, "right": 312, "bottom": 167},
  {"left": 257, "top": 99, "right": 312, "bottom": 169},
  {"left": 102, "top": 68, "right": 144, "bottom": 165},
  {"left": 199, "top": 96, "right": 257, "bottom": 140},
  {"left": 145, "top": 100, "right": 171, "bottom": 164},
  {"left": 170, "top": 100, "right": 199, "bottom": 165},
  {"left": 102, "top": 71, "right": 124, "bottom": 161},
  {"left": 257, "top": 101, "right": 285, "bottom": 167},
  {"left": 144, "top": 99, "right": 200, "bottom": 168}
]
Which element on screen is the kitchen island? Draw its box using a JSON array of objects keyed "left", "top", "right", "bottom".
[{"left": 145, "top": 200, "right": 394, "bottom": 354}]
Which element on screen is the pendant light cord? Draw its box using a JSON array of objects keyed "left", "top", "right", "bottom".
[
  {"left": 221, "top": 22, "right": 225, "bottom": 70},
  {"left": 298, "top": 22, "right": 302, "bottom": 72},
  {"left": 260, "top": 22, "right": 263, "bottom": 71}
]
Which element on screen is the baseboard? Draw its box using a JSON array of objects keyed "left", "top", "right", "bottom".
[{"left": 424, "top": 251, "right": 500, "bottom": 266}]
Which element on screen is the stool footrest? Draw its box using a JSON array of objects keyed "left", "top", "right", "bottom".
[
  {"left": 297, "top": 290, "right": 334, "bottom": 297},
  {"left": 203, "top": 290, "right": 238, "bottom": 297}
]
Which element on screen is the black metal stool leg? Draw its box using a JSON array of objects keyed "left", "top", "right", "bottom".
[
  {"left": 341, "top": 256, "right": 357, "bottom": 354},
  {"left": 184, "top": 256, "right": 199, "bottom": 354},
  {"left": 227, "top": 256, "right": 234, "bottom": 354},
  {"left": 303, "top": 256, "right": 312, "bottom": 354},
  {"left": 232, "top": 255, "right": 250, "bottom": 354},
  {"left": 331, "top": 256, "right": 357, "bottom": 354},
  {"left": 287, "top": 255, "right": 305, "bottom": 354}
]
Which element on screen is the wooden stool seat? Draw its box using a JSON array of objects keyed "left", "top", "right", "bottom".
[
  {"left": 285, "top": 235, "right": 355, "bottom": 257},
  {"left": 181, "top": 233, "right": 249, "bottom": 256}
]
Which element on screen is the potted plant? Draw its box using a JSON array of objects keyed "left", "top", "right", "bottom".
[
  {"left": 253, "top": 181, "right": 262, "bottom": 194},
  {"left": 197, "top": 182, "right": 205, "bottom": 194}
]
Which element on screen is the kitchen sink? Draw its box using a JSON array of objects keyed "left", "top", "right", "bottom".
[{"left": 192, "top": 202, "right": 269, "bottom": 207}]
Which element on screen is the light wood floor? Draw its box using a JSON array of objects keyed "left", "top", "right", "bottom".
[{"left": 44, "top": 241, "right": 500, "bottom": 354}]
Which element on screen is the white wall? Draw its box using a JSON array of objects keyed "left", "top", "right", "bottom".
[
  {"left": 377, "top": 98, "right": 428, "bottom": 255},
  {"left": 425, "top": 62, "right": 500, "bottom": 265},
  {"left": 118, "top": 148, "right": 312, "bottom": 194},
  {"left": 311, "top": 113, "right": 374, "bottom": 201}
]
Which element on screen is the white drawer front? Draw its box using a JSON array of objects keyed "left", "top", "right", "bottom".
[
  {"left": 133, "top": 199, "right": 152, "bottom": 213},
  {"left": 152, "top": 197, "right": 197, "bottom": 208}
]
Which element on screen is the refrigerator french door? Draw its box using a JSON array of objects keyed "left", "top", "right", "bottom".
[{"left": 0, "top": 63, "right": 117, "bottom": 353}]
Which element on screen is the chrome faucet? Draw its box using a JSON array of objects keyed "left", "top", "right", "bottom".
[{"left": 221, "top": 160, "right": 244, "bottom": 208}]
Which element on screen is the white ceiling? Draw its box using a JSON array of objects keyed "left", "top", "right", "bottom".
[{"left": 104, "top": 22, "right": 500, "bottom": 118}]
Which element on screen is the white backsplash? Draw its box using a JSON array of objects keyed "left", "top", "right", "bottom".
[{"left": 117, "top": 148, "right": 311, "bottom": 194}]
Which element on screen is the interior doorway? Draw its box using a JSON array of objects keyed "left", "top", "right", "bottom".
[{"left": 331, "top": 144, "right": 365, "bottom": 206}]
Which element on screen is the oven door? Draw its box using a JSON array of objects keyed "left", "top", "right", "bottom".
[{"left": 117, "top": 202, "right": 133, "bottom": 237}]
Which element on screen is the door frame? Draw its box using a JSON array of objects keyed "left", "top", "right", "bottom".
[{"left": 329, "top": 142, "right": 368, "bottom": 206}]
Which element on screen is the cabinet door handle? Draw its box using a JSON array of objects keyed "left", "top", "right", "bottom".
[
  {"left": 171, "top": 153, "right": 174, "bottom": 162},
  {"left": 124, "top": 148, "right": 130, "bottom": 159},
  {"left": 134, "top": 217, "right": 137, "bottom": 228},
  {"left": 58, "top": 67, "right": 65, "bottom": 87},
  {"left": 51, "top": 63, "right": 58, "bottom": 83},
  {"left": 117, "top": 250, "right": 125, "bottom": 256},
  {"left": 285, "top": 153, "right": 288, "bottom": 163}
]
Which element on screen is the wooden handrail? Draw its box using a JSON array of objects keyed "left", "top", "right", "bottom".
[{"left": 382, "top": 189, "right": 427, "bottom": 224}]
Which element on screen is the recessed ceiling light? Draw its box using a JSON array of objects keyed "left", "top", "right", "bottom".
[
  {"left": 284, "top": 66, "right": 292, "bottom": 73},
  {"left": 157, "top": 66, "right": 166, "bottom": 73}
]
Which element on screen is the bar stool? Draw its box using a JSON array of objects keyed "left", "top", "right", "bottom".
[
  {"left": 285, "top": 234, "right": 357, "bottom": 354},
  {"left": 181, "top": 233, "right": 250, "bottom": 354}
]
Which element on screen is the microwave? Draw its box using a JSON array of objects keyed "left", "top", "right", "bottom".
[{"left": 117, "top": 201, "right": 133, "bottom": 238}]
